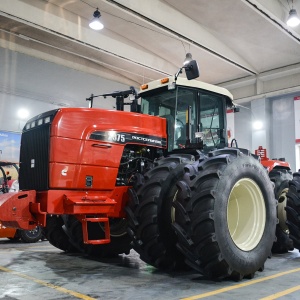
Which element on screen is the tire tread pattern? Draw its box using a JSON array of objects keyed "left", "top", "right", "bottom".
[
  {"left": 269, "top": 169, "right": 293, "bottom": 253},
  {"left": 286, "top": 172, "right": 300, "bottom": 249},
  {"left": 126, "top": 154, "right": 195, "bottom": 270},
  {"left": 173, "top": 148, "right": 276, "bottom": 280},
  {"left": 44, "top": 215, "right": 78, "bottom": 252}
]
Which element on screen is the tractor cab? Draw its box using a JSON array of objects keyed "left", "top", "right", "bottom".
[
  {"left": 139, "top": 76, "right": 234, "bottom": 153},
  {"left": 85, "top": 57, "right": 235, "bottom": 154}
]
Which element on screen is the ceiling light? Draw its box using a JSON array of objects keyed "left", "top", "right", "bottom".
[
  {"left": 287, "top": 8, "right": 300, "bottom": 27},
  {"left": 253, "top": 120, "right": 263, "bottom": 130},
  {"left": 183, "top": 53, "right": 193, "bottom": 65},
  {"left": 89, "top": 8, "right": 104, "bottom": 30},
  {"left": 17, "top": 108, "right": 29, "bottom": 119}
]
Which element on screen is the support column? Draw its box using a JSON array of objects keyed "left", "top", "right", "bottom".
[
  {"left": 251, "top": 98, "right": 271, "bottom": 154},
  {"left": 294, "top": 96, "right": 300, "bottom": 170}
]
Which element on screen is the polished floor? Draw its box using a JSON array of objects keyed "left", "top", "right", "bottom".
[{"left": 1, "top": 238, "right": 300, "bottom": 300}]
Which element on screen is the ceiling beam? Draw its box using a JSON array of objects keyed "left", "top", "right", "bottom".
[
  {"left": 0, "top": 29, "right": 140, "bottom": 87},
  {"left": 0, "top": 0, "right": 176, "bottom": 77},
  {"left": 243, "top": 0, "right": 300, "bottom": 43},
  {"left": 105, "top": 0, "right": 257, "bottom": 75}
]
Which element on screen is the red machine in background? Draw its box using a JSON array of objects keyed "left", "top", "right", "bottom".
[
  {"left": 0, "top": 162, "right": 43, "bottom": 242},
  {"left": 254, "top": 146, "right": 293, "bottom": 253},
  {"left": 255, "top": 145, "right": 290, "bottom": 172}
]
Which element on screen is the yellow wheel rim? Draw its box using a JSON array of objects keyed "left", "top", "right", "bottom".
[{"left": 227, "top": 178, "right": 266, "bottom": 251}]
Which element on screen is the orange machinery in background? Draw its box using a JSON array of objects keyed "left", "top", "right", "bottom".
[{"left": 0, "top": 221, "right": 17, "bottom": 239}]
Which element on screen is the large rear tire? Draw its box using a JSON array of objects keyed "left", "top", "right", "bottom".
[
  {"left": 173, "top": 149, "right": 277, "bottom": 280},
  {"left": 125, "top": 154, "right": 196, "bottom": 270},
  {"left": 286, "top": 172, "right": 300, "bottom": 250},
  {"left": 269, "top": 169, "right": 293, "bottom": 253}
]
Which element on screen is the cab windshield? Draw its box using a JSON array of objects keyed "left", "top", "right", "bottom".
[{"left": 140, "top": 86, "right": 227, "bottom": 152}]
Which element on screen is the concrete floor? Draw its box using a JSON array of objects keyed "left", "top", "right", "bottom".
[{"left": 1, "top": 239, "right": 300, "bottom": 300}]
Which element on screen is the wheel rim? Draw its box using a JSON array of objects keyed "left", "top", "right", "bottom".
[
  {"left": 99, "top": 218, "right": 128, "bottom": 237},
  {"left": 227, "top": 178, "right": 266, "bottom": 251},
  {"left": 109, "top": 218, "right": 128, "bottom": 237},
  {"left": 25, "top": 227, "right": 40, "bottom": 238}
]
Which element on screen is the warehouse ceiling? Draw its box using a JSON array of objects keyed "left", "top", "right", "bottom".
[{"left": 1, "top": 0, "right": 300, "bottom": 103}]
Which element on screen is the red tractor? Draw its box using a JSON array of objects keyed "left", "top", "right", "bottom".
[
  {"left": 255, "top": 146, "right": 293, "bottom": 253},
  {"left": 0, "top": 60, "right": 294, "bottom": 280}
]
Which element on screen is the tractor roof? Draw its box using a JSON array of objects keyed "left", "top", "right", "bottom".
[{"left": 139, "top": 76, "right": 233, "bottom": 104}]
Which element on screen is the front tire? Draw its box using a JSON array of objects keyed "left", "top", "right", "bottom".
[
  {"left": 126, "top": 154, "right": 196, "bottom": 270},
  {"left": 286, "top": 172, "right": 300, "bottom": 250},
  {"left": 173, "top": 149, "right": 277, "bottom": 279},
  {"left": 64, "top": 216, "right": 132, "bottom": 257},
  {"left": 44, "top": 215, "right": 78, "bottom": 252}
]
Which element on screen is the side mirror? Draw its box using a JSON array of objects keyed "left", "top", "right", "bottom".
[{"left": 185, "top": 60, "right": 200, "bottom": 80}]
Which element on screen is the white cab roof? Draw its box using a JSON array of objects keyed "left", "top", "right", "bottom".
[{"left": 139, "top": 76, "right": 233, "bottom": 101}]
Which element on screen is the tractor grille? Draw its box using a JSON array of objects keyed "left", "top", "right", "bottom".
[{"left": 19, "top": 109, "right": 58, "bottom": 191}]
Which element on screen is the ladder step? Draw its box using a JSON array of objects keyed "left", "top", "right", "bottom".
[{"left": 81, "top": 216, "right": 110, "bottom": 245}]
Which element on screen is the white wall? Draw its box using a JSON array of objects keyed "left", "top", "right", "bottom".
[
  {"left": 233, "top": 103, "right": 252, "bottom": 150},
  {"left": 0, "top": 48, "right": 130, "bottom": 132},
  {"left": 232, "top": 95, "right": 297, "bottom": 171},
  {"left": 251, "top": 97, "right": 272, "bottom": 154},
  {"left": 270, "top": 95, "right": 296, "bottom": 169}
]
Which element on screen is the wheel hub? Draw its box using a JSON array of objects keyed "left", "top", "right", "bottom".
[{"left": 227, "top": 178, "right": 266, "bottom": 251}]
